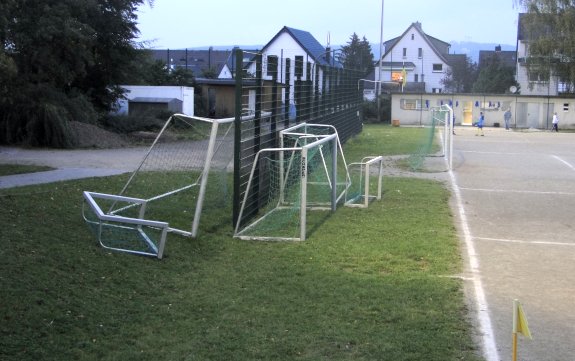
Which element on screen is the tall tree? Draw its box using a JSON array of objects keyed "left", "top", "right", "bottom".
[
  {"left": 515, "top": 0, "right": 575, "bottom": 92},
  {"left": 441, "top": 55, "right": 478, "bottom": 93},
  {"left": 340, "top": 33, "right": 374, "bottom": 75},
  {"left": 473, "top": 53, "right": 519, "bottom": 93},
  {"left": 0, "top": 0, "right": 152, "bottom": 147}
]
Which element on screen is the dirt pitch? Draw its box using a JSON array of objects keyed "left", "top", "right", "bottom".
[{"left": 449, "top": 126, "right": 575, "bottom": 361}]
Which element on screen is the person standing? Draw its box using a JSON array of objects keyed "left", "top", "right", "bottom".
[
  {"left": 476, "top": 112, "right": 485, "bottom": 136},
  {"left": 504, "top": 108, "right": 512, "bottom": 131},
  {"left": 552, "top": 112, "right": 559, "bottom": 132}
]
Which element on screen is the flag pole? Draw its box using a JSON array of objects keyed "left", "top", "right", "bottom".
[
  {"left": 512, "top": 299, "right": 519, "bottom": 361},
  {"left": 512, "top": 299, "right": 532, "bottom": 361}
]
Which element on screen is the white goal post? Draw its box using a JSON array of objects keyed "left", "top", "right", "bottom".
[
  {"left": 234, "top": 132, "right": 340, "bottom": 241},
  {"left": 82, "top": 113, "right": 235, "bottom": 259},
  {"left": 431, "top": 104, "right": 454, "bottom": 171},
  {"left": 345, "top": 156, "right": 384, "bottom": 208}
]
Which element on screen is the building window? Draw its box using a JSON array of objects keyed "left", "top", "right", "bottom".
[
  {"left": 401, "top": 99, "right": 423, "bottom": 110},
  {"left": 528, "top": 68, "right": 547, "bottom": 83},
  {"left": 563, "top": 103, "right": 569, "bottom": 111},
  {"left": 294, "top": 56, "right": 304, "bottom": 78},
  {"left": 402, "top": 48, "right": 407, "bottom": 58},
  {"left": 414, "top": 74, "right": 418, "bottom": 82},
  {"left": 266, "top": 55, "right": 278, "bottom": 77},
  {"left": 418, "top": 48, "right": 422, "bottom": 58},
  {"left": 432, "top": 64, "right": 443, "bottom": 72},
  {"left": 411, "top": 34, "right": 414, "bottom": 40}
]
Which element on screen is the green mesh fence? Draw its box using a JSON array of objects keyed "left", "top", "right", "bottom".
[{"left": 407, "top": 106, "right": 452, "bottom": 171}]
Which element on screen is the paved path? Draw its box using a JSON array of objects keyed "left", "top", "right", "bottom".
[
  {"left": 0, "top": 146, "right": 144, "bottom": 189},
  {"left": 451, "top": 127, "right": 575, "bottom": 361}
]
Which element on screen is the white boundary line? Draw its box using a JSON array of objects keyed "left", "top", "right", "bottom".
[
  {"left": 459, "top": 187, "right": 575, "bottom": 196},
  {"left": 552, "top": 155, "right": 575, "bottom": 171},
  {"left": 449, "top": 170, "right": 500, "bottom": 361},
  {"left": 475, "top": 236, "right": 575, "bottom": 247}
]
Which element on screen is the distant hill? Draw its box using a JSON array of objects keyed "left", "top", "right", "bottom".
[{"left": 182, "top": 42, "right": 516, "bottom": 64}]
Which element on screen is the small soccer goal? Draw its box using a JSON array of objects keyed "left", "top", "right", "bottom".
[
  {"left": 345, "top": 156, "right": 384, "bottom": 208},
  {"left": 82, "top": 113, "right": 235, "bottom": 258},
  {"left": 279, "top": 123, "right": 351, "bottom": 205},
  {"left": 234, "top": 130, "right": 342, "bottom": 241}
]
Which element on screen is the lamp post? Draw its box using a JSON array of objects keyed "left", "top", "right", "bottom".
[{"left": 378, "top": 0, "right": 384, "bottom": 122}]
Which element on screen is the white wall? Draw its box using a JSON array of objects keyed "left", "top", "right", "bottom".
[
  {"left": 391, "top": 93, "right": 575, "bottom": 129},
  {"left": 114, "top": 86, "right": 194, "bottom": 116}
]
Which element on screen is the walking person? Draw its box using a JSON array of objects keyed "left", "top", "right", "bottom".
[
  {"left": 504, "top": 108, "right": 512, "bottom": 131},
  {"left": 476, "top": 112, "right": 485, "bottom": 136},
  {"left": 552, "top": 112, "right": 559, "bottom": 132}
]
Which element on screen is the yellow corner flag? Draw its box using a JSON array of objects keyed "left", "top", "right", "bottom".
[
  {"left": 512, "top": 299, "right": 532, "bottom": 361},
  {"left": 513, "top": 299, "right": 532, "bottom": 339}
]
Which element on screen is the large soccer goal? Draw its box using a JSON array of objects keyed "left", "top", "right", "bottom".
[
  {"left": 408, "top": 104, "right": 453, "bottom": 171},
  {"left": 82, "top": 113, "right": 235, "bottom": 258},
  {"left": 279, "top": 123, "right": 351, "bottom": 205},
  {"left": 234, "top": 130, "right": 343, "bottom": 241}
]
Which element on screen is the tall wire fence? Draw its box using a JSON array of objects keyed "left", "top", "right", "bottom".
[{"left": 233, "top": 49, "right": 365, "bottom": 227}]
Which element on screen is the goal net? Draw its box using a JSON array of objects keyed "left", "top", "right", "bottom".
[
  {"left": 82, "top": 113, "right": 235, "bottom": 258},
  {"left": 234, "top": 131, "right": 342, "bottom": 241},
  {"left": 345, "top": 156, "right": 384, "bottom": 208},
  {"left": 408, "top": 104, "right": 453, "bottom": 171}
]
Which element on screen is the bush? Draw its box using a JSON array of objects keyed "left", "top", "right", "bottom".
[
  {"left": 0, "top": 84, "right": 98, "bottom": 148},
  {"left": 99, "top": 113, "right": 166, "bottom": 134},
  {"left": 361, "top": 96, "right": 391, "bottom": 124}
]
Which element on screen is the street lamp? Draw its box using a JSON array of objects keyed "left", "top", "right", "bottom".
[{"left": 378, "top": 0, "right": 384, "bottom": 122}]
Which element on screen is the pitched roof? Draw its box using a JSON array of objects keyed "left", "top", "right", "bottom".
[
  {"left": 381, "top": 22, "right": 451, "bottom": 65},
  {"left": 261, "top": 26, "right": 340, "bottom": 67},
  {"left": 478, "top": 48, "right": 517, "bottom": 69}
]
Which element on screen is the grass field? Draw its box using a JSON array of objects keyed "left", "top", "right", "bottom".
[
  {"left": 0, "top": 164, "right": 54, "bottom": 176},
  {"left": 0, "top": 125, "right": 482, "bottom": 361}
]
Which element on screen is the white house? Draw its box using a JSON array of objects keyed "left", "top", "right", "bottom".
[
  {"left": 516, "top": 13, "right": 561, "bottom": 96},
  {"left": 246, "top": 26, "right": 339, "bottom": 107},
  {"left": 373, "top": 22, "right": 454, "bottom": 94}
]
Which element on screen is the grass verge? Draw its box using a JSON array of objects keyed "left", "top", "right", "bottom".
[{"left": 0, "top": 164, "right": 54, "bottom": 176}]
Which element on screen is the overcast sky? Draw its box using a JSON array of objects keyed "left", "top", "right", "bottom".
[{"left": 136, "top": 0, "right": 522, "bottom": 49}]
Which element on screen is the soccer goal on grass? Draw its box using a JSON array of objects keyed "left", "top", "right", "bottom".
[
  {"left": 234, "top": 126, "right": 347, "bottom": 242},
  {"left": 82, "top": 113, "right": 235, "bottom": 259},
  {"left": 345, "top": 156, "right": 384, "bottom": 208},
  {"left": 408, "top": 104, "right": 453, "bottom": 171}
]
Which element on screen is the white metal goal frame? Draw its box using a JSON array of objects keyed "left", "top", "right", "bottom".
[
  {"left": 82, "top": 191, "right": 169, "bottom": 258},
  {"left": 430, "top": 104, "right": 454, "bottom": 171},
  {"left": 234, "top": 132, "right": 340, "bottom": 242},
  {"left": 279, "top": 123, "right": 351, "bottom": 206},
  {"left": 82, "top": 113, "right": 236, "bottom": 258},
  {"left": 345, "top": 156, "right": 384, "bottom": 208}
]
